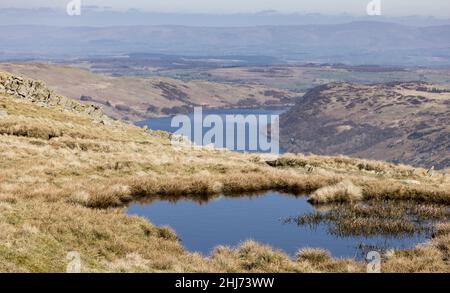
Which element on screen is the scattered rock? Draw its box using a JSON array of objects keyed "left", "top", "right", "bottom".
[
  {"left": 0, "top": 72, "right": 105, "bottom": 120},
  {"left": 260, "top": 154, "right": 281, "bottom": 167},
  {"left": 305, "top": 164, "right": 315, "bottom": 173},
  {"left": 427, "top": 166, "right": 435, "bottom": 177},
  {"left": 401, "top": 180, "right": 421, "bottom": 185}
]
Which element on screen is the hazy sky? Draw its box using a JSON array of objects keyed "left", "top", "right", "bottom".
[{"left": 1, "top": 0, "right": 450, "bottom": 17}]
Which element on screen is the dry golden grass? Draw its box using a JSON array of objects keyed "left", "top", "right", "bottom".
[
  {"left": 296, "top": 248, "right": 331, "bottom": 263},
  {"left": 309, "top": 180, "right": 363, "bottom": 204},
  {"left": 1, "top": 90, "right": 450, "bottom": 272},
  {"left": 0, "top": 62, "right": 298, "bottom": 121}
]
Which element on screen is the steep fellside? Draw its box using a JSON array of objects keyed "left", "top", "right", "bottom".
[{"left": 280, "top": 82, "right": 450, "bottom": 169}]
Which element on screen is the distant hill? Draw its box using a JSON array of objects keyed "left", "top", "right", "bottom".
[
  {"left": 280, "top": 82, "right": 450, "bottom": 169},
  {"left": 1, "top": 22, "right": 450, "bottom": 66},
  {"left": 0, "top": 63, "right": 298, "bottom": 121},
  {"left": 3, "top": 8, "right": 450, "bottom": 27}
]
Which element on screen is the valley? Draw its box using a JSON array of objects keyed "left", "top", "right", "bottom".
[{"left": 2, "top": 61, "right": 448, "bottom": 169}]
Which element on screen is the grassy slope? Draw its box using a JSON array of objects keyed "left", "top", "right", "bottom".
[
  {"left": 0, "top": 63, "right": 298, "bottom": 121},
  {"left": 1, "top": 74, "right": 450, "bottom": 272},
  {"left": 280, "top": 82, "right": 450, "bottom": 169}
]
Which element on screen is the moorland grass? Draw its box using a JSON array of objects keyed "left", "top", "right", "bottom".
[{"left": 1, "top": 92, "right": 450, "bottom": 272}]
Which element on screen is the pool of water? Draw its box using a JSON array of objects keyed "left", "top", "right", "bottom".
[{"left": 127, "top": 192, "right": 431, "bottom": 259}]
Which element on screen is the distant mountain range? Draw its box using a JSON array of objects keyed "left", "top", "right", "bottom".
[
  {"left": 1, "top": 21, "right": 450, "bottom": 66},
  {"left": 2, "top": 8, "right": 450, "bottom": 27}
]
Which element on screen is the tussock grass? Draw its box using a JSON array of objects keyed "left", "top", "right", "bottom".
[
  {"left": 309, "top": 180, "right": 363, "bottom": 204},
  {"left": 296, "top": 248, "right": 331, "bottom": 263},
  {"left": 209, "top": 241, "right": 359, "bottom": 273},
  {"left": 267, "top": 154, "right": 423, "bottom": 178},
  {"left": 0, "top": 199, "right": 208, "bottom": 272},
  {"left": 287, "top": 201, "right": 450, "bottom": 238}
]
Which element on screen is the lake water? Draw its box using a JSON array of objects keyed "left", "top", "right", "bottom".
[
  {"left": 127, "top": 192, "right": 430, "bottom": 259},
  {"left": 131, "top": 109, "right": 431, "bottom": 259},
  {"left": 136, "top": 108, "right": 286, "bottom": 153},
  {"left": 136, "top": 108, "right": 286, "bottom": 133}
]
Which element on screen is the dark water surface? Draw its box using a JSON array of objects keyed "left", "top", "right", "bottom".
[{"left": 127, "top": 192, "right": 430, "bottom": 259}]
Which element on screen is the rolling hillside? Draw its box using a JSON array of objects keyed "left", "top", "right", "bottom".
[
  {"left": 0, "top": 63, "right": 298, "bottom": 121},
  {"left": 280, "top": 82, "right": 450, "bottom": 169}
]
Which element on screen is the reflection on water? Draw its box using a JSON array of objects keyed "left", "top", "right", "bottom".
[{"left": 127, "top": 192, "right": 438, "bottom": 259}]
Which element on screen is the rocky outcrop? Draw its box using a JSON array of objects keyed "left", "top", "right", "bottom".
[{"left": 0, "top": 71, "right": 105, "bottom": 120}]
